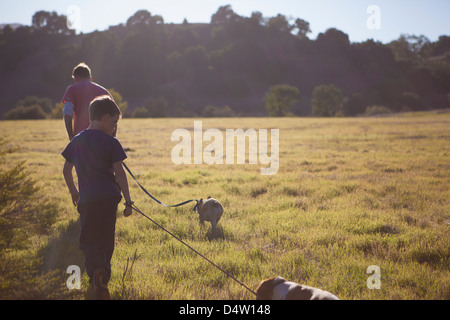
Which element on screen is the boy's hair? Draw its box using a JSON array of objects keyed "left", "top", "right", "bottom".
[
  {"left": 89, "top": 96, "right": 121, "bottom": 122},
  {"left": 72, "top": 62, "right": 91, "bottom": 79}
]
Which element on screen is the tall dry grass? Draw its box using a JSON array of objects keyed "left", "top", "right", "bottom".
[{"left": 0, "top": 112, "right": 448, "bottom": 299}]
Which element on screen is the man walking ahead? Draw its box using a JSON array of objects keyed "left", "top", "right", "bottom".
[{"left": 61, "top": 62, "right": 111, "bottom": 140}]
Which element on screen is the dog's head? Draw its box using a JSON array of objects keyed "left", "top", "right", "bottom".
[
  {"left": 194, "top": 196, "right": 213, "bottom": 213},
  {"left": 256, "top": 277, "right": 286, "bottom": 300}
]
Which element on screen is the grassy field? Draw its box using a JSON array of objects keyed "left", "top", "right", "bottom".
[{"left": 0, "top": 112, "right": 449, "bottom": 300}]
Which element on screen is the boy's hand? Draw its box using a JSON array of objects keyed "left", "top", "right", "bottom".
[
  {"left": 123, "top": 205, "right": 132, "bottom": 217},
  {"left": 63, "top": 160, "right": 79, "bottom": 207},
  {"left": 71, "top": 190, "right": 79, "bottom": 207}
]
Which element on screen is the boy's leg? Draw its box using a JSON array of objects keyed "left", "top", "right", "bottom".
[
  {"left": 100, "top": 197, "right": 121, "bottom": 283},
  {"left": 78, "top": 197, "right": 120, "bottom": 283}
]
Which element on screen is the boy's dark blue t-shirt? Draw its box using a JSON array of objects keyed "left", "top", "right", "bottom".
[{"left": 62, "top": 129, "right": 127, "bottom": 206}]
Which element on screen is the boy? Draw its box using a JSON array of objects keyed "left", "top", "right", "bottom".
[
  {"left": 61, "top": 62, "right": 112, "bottom": 140},
  {"left": 62, "top": 96, "right": 133, "bottom": 300}
]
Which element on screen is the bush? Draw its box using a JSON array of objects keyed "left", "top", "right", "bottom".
[
  {"left": 4, "top": 105, "right": 48, "bottom": 120},
  {"left": 145, "top": 97, "right": 169, "bottom": 117},
  {"left": 131, "top": 106, "right": 150, "bottom": 118},
  {"left": 109, "top": 88, "right": 128, "bottom": 116},
  {"left": 50, "top": 102, "right": 64, "bottom": 119},
  {"left": 173, "top": 106, "right": 197, "bottom": 117},
  {"left": 202, "top": 105, "right": 236, "bottom": 117},
  {"left": 0, "top": 137, "right": 59, "bottom": 299},
  {"left": 311, "top": 84, "right": 344, "bottom": 117},
  {"left": 364, "top": 105, "right": 392, "bottom": 116},
  {"left": 131, "top": 97, "right": 169, "bottom": 118},
  {"left": 0, "top": 137, "right": 58, "bottom": 249},
  {"left": 15, "top": 96, "right": 53, "bottom": 113},
  {"left": 264, "top": 84, "right": 299, "bottom": 116}
]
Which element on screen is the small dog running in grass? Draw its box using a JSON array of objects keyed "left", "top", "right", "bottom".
[
  {"left": 195, "top": 196, "right": 223, "bottom": 236},
  {"left": 256, "top": 276, "right": 339, "bottom": 300}
]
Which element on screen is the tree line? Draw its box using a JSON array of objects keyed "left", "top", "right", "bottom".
[{"left": 0, "top": 5, "right": 449, "bottom": 119}]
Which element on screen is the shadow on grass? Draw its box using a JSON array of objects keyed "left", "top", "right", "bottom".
[{"left": 39, "top": 218, "right": 86, "bottom": 299}]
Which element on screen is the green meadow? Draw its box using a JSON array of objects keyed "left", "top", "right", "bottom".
[{"left": 0, "top": 112, "right": 449, "bottom": 300}]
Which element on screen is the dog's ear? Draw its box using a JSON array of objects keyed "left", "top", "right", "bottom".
[
  {"left": 256, "top": 278, "right": 277, "bottom": 300},
  {"left": 194, "top": 199, "right": 203, "bottom": 213},
  {"left": 207, "top": 196, "right": 212, "bottom": 199}
]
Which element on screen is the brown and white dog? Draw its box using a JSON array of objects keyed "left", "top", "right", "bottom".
[
  {"left": 256, "top": 277, "right": 339, "bottom": 300},
  {"left": 196, "top": 196, "right": 223, "bottom": 235}
]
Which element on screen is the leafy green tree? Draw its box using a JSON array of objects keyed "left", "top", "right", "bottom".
[
  {"left": 131, "top": 107, "right": 150, "bottom": 118},
  {"left": 0, "top": 137, "right": 57, "bottom": 248},
  {"left": 294, "top": 18, "right": 311, "bottom": 39},
  {"left": 250, "top": 11, "right": 265, "bottom": 26},
  {"left": 50, "top": 102, "right": 64, "bottom": 119},
  {"left": 211, "top": 5, "right": 242, "bottom": 25},
  {"left": 264, "top": 84, "right": 299, "bottom": 116},
  {"left": 167, "top": 45, "right": 209, "bottom": 83},
  {"left": 144, "top": 97, "right": 169, "bottom": 117},
  {"left": 109, "top": 88, "right": 128, "bottom": 116},
  {"left": 388, "top": 34, "right": 430, "bottom": 63},
  {"left": 345, "top": 92, "right": 367, "bottom": 116},
  {"left": 311, "top": 84, "right": 344, "bottom": 117},
  {"left": 427, "top": 35, "right": 450, "bottom": 56},
  {"left": 0, "top": 137, "right": 58, "bottom": 298},
  {"left": 15, "top": 96, "right": 53, "bottom": 113},
  {"left": 1, "top": 8, "right": 450, "bottom": 118},
  {"left": 119, "top": 10, "right": 167, "bottom": 98},
  {"left": 202, "top": 105, "right": 236, "bottom": 117},
  {"left": 364, "top": 105, "right": 391, "bottom": 116},
  {"left": 4, "top": 96, "right": 55, "bottom": 120},
  {"left": 316, "top": 28, "right": 350, "bottom": 52},
  {"left": 130, "top": 97, "right": 169, "bottom": 118},
  {"left": 79, "top": 31, "right": 120, "bottom": 80},
  {"left": 4, "top": 105, "right": 47, "bottom": 120},
  {"left": 267, "top": 14, "right": 294, "bottom": 33},
  {"left": 167, "top": 25, "right": 200, "bottom": 52},
  {"left": 32, "top": 11, "right": 74, "bottom": 35},
  {"left": 126, "top": 10, "right": 164, "bottom": 29}
]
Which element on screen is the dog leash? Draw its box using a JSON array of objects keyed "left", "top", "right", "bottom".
[
  {"left": 123, "top": 162, "right": 199, "bottom": 211},
  {"left": 129, "top": 202, "right": 257, "bottom": 297},
  {"left": 122, "top": 162, "right": 257, "bottom": 297}
]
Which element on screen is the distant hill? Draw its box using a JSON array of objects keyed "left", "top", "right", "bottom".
[{"left": 0, "top": 7, "right": 449, "bottom": 118}]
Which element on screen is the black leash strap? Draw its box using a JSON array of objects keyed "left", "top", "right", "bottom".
[
  {"left": 122, "top": 162, "right": 256, "bottom": 296},
  {"left": 123, "top": 162, "right": 199, "bottom": 210},
  {"left": 130, "top": 203, "right": 257, "bottom": 297}
]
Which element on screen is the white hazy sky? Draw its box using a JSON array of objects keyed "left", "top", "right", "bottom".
[{"left": 0, "top": 0, "right": 449, "bottom": 43}]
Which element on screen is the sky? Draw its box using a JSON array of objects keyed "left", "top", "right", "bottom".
[{"left": 0, "top": 0, "right": 449, "bottom": 43}]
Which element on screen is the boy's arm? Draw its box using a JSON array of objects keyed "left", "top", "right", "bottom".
[
  {"left": 63, "top": 160, "right": 79, "bottom": 207},
  {"left": 62, "top": 94, "right": 75, "bottom": 141},
  {"left": 113, "top": 161, "right": 133, "bottom": 216},
  {"left": 64, "top": 115, "right": 74, "bottom": 141}
]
